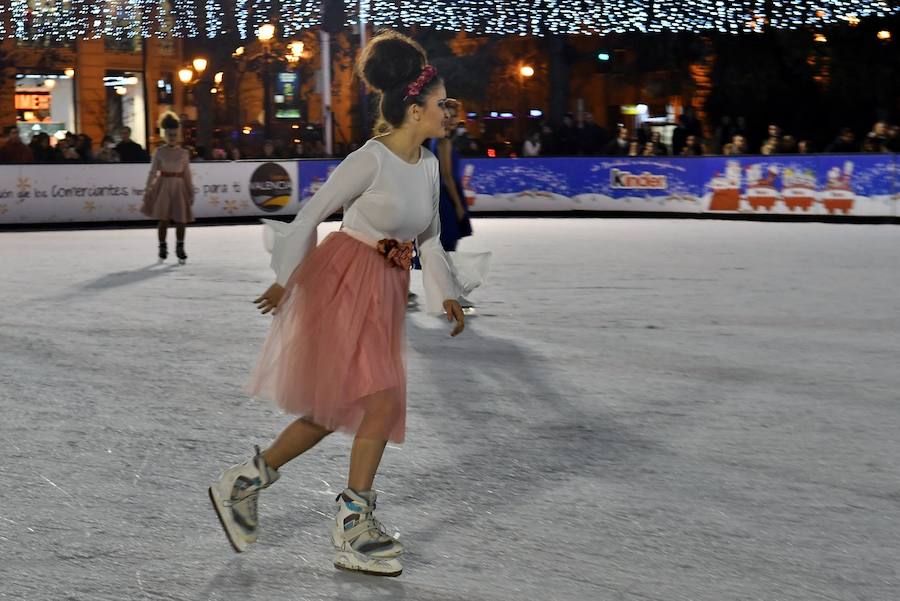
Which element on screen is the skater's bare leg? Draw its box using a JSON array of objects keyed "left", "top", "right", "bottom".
[
  {"left": 157, "top": 220, "right": 168, "bottom": 243},
  {"left": 175, "top": 222, "right": 186, "bottom": 242},
  {"left": 348, "top": 438, "right": 387, "bottom": 492},
  {"left": 348, "top": 391, "right": 399, "bottom": 491},
  {"left": 262, "top": 417, "right": 331, "bottom": 470}
]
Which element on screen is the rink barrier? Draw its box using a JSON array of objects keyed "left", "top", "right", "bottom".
[{"left": 1, "top": 154, "right": 897, "bottom": 225}]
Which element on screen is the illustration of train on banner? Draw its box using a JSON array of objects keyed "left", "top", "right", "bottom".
[{"left": 705, "top": 156, "right": 890, "bottom": 216}]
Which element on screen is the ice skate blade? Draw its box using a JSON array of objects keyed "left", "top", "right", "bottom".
[
  {"left": 208, "top": 487, "right": 248, "bottom": 553},
  {"left": 178, "top": 259, "right": 186, "bottom": 265},
  {"left": 333, "top": 551, "right": 402, "bottom": 577}
]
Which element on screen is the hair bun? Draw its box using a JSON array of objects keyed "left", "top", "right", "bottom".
[
  {"left": 159, "top": 113, "right": 180, "bottom": 130},
  {"left": 357, "top": 31, "right": 426, "bottom": 93}
]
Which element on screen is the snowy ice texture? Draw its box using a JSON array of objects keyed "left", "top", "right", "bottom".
[{"left": 1, "top": 218, "right": 899, "bottom": 600}]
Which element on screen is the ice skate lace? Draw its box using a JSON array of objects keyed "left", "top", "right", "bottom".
[
  {"left": 364, "top": 506, "right": 394, "bottom": 540},
  {"left": 225, "top": 490, "right": 260, "bottom": 523},
  {"left": 245, "top": 493, "right": 260, "bottom": 523},
  {"left": 338, "top": 494, "right": 394, "bottom": 541}
]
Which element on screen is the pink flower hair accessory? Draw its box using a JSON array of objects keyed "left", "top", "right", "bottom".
[{"left": 403, "top": 64, "right": 438, "bottom": 101}]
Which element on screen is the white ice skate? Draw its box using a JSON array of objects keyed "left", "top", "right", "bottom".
[
  {"left": 458, "top": 296, "right": 477, "bottom": 316},
  {"left": 331, "top": 488, "right": 404, "bottom": 577},
  {"left": 209, "top": 446, "right": 280, "bottom": 552}
]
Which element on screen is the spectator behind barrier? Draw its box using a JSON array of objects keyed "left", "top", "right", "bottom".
[
  {"left": 29, "top": 132, "right": 56, "bottom": 163},
  {"left": 604, "top": 126, "right": 630, "bottom": 155},
  {"left": 116, "top": 126, "right": 150, "bottom": 162},
  {"left": 0, "top": 126, "right": 34, "bottom": 164},
  {"left": 95, "top": 135, "right": 122, "bottom": 163},
  {"left": 522, "top": 131, "right": 542, "bottom": 157},
  {"left": 825, "top": 128, "right": 857, "bottom": 153}
]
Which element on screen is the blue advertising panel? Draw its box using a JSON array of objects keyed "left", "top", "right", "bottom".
[
  {"left": 297, "top": 159, "right": 339, "bottom": 208},
  {"left": 297, "top": 155, "right": 898, "bottom": 218},
  {"left": 460, "top": 155, "right": 897, "bottom": 217}
]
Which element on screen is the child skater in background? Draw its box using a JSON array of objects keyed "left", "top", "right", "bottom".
[{"left": 140, "top": 113, "right": 193, "bottom": 264}]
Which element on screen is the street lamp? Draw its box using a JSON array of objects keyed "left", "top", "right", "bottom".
[
  {"left": 257, "top": 23, "right": 277, "bottom": 139},
  {"left": 287, "top": 41, "right": 305, "bottom": 64},
  {"left": 192, "top": 57, "right": 208, "bottom": 74},
  {"left": 257, "top": 23, "right": 276, "bottom": 43},
  {"left": 179, "top": 67, "right": 200, "bottom": 116},
  {"left": 231, "top": 26, "right": 304, "bottom": 140},
  {"left": 517, "top": 65, "right": 535, "bottom": 142}
]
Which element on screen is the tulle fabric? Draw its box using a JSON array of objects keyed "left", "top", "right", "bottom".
[{"left": 246, "top": 231, "right": 409, "bottom": 443}]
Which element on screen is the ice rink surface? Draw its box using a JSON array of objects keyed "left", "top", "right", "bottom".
[{"left": 2, "top": 218, "right": 899, "bottom": 601}]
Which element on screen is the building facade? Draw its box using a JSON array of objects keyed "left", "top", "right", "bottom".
[{"left": 1, "top": 36, "right": 188, "bottom": 149}]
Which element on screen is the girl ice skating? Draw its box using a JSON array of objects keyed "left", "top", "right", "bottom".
[
  {"left": 140, "top": 113, "right": 194, "bottom": 264},
  {"left": 209, "top": 30, "right": 486, "bottom": 577}
]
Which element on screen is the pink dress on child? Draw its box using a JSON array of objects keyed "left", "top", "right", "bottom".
[
  {"left": 246, "top": 138, "right": 489, "bottom": 443},
  {"left": 140, "top": 145, "right": 195, "bottom": 223}
]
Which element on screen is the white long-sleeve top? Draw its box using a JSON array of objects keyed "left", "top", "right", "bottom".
[{"left": 264, "top": 138, "right": 462, "bottom": 314}]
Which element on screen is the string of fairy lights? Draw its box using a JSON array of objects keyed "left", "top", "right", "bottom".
[{"left": 0, "top": 0, "right": 896, "bottom": 40}]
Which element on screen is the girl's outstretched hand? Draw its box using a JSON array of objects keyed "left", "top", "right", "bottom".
[
  {"left": 443, "top": 299, "right": 465, "bottom": 337},
  {"left": 255, "top": 283, "right": 285, "bottom": 315}
]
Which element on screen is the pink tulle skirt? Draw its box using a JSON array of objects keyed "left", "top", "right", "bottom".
[{"left": 246, "top": 231, "right": 410, "bottom": 443}]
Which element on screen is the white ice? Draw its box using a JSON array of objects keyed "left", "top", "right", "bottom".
[{"left": 1, "top": 218, "right": 899, "bottom": 600}]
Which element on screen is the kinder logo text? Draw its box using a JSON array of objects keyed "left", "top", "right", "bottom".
[{"left": 610, "top": 169, "right": 667, "bottom": 190}]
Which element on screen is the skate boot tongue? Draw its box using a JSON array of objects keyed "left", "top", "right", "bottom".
[{"left": 253, "top": 445, "right": 280, "bottom": 486}]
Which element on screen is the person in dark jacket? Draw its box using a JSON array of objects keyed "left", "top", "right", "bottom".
[
  {"left": 115, "top": 126, "right": 149, "bottom": 162},
  {"left": 603, "top": 126, "right": 630, "bottom": 155},
  {"left": 825, "top": 128, "right": 858, "bottom": 153},
  {"left": 0, "top": 126, "right": 34, "bottom": 164}
]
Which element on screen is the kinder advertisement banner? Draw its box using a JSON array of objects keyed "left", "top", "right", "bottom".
[
  {"left": 459, "top": 155, "right": 898, "bottom": 217},
  {"left": 0, "top": 161, "right": 299, "bottom": 224},
  {"left": 457, "top": 157, "right": 719, "bottom": 213},
  {"left": 297, "top": 155, "right": 897, "bottom": 217}
]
